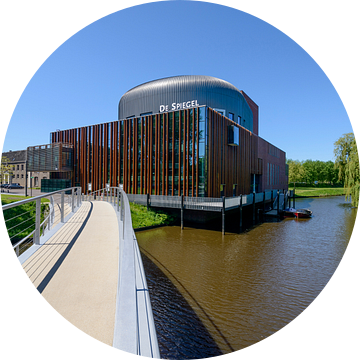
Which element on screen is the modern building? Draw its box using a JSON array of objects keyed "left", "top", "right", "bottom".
[{"left": 49, "top": 75, "right": 288, "bottom": 197}]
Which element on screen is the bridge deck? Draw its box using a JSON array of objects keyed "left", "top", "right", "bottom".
[{"left": 21, "top": 201, "right": 120, "bottom": 346}]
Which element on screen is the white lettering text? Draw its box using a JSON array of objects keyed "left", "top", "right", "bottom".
[{"left": 160, "top": 99, "right": 199, "bottom": 113}]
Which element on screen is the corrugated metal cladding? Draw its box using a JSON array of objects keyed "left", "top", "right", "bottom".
[{"left": 119, "top": 75, "right": 253, "bottom": 132}]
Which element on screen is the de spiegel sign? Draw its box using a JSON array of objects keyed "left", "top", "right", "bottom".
[{"left": 159, "top": 99, "right": 200, "bottom": 113}]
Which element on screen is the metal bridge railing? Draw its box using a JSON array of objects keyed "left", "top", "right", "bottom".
[
  {"left": 121, "top": 190, "right": 289, "bottom": 212},
  {"left": 2, "top": 187, "right": 82, "bottom": 256},
  {"left": 85, "top": 186, "right": 160, "bottom": 358}
]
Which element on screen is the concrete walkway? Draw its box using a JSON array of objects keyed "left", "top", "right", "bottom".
[{"left": 22, "top": 201, "right": 120, "bottom": 346}]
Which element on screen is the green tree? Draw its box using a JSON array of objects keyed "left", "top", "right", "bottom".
[
  {"left": 302, "top": 159, "right": 317, "bottom": 184},
  {"left": 334, "top": 133, "right": 355, "bottom": 182},
  {"left": 287, "top": 159, "right": 304, "bottom": 186},
  {"left": 344, "top": 137, "right": 360, "bottom": 207},
  {"left": 324, "top": 160, "right": 338, "bottom": 185},
  {"left": 0, "top": 156, "right": 13, "bottom": 184}
]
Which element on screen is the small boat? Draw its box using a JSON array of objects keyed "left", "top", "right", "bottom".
[
  {"left": 282, "top": 207, "right": 297, "bottom": 218},
  {"left": 294, "top": 208, "right": 312, "bottom": 218}
]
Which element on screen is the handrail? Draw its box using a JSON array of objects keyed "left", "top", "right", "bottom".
[
  {"left": 88, "top": 186, "right": 159, "bottom": 357},
  {"left": 12, "top": 197, "right": 54, "bottom": 256},
  {"left": 2, "top": 186, "right": 82, "bottom": 256},
  {"left": 2, "top": 187, "right": 81, "bottom": 210}
]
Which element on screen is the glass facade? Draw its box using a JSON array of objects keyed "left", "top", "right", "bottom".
[{"left": 117, "top": 106, "right": 207, "bottom": 196}]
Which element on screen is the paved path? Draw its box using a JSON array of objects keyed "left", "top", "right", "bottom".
[{"left": 22, "top": 201, "right": 120, "bottom": 346}]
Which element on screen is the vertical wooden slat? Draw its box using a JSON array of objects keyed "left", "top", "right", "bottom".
[
  {"left": 114, "top": 121, "right": 119, "bottom": 186},
  {"left": 179, "top": 111, "right": 182, "bottom": 195},
  {"left": 105, "top": 123, "right": 109, "bottom": 188},
  {"left": 149, "top": 116, "right": 153, "bottom": 195},
  {"left": 132, "top": 119, "right": 135, "bottom": 193},
  {"left": 120, "top": 121, "right": 122, "bottom": 186},
  {"left": 144, "top": 117, "right": 148, "bottom": 194},
  {"left": 145, "top": 117, "right": 149, "bottom": 194},
  {"left": 154, "top": 116, "right": 156, "bottom": 194},
  {"left": 87, "top": 127, "right": 91, "bottom": 191},
  {"left": 172, "top": 113, "right": 175, "bottom": 196},
  {"left": 191, "top": 110, "right": 195, "bottom": 197},
  {"left": 128, "top": 120, "right": 132, "bottom": 193},
  {"left": 188, "top": 109, "right": 191, "bottom": 196},
  {"left": 140, "top": 118, "right": 143, "bottom": 194},
  {"left": 196, "top": 108, "right": 199, "bottom": 197},
  {"left": 110, "top": 122, "right": 113, "bottom": 186},
  {"left": 207, "top": 109, "right": 211, "bottom": 197},
  {"left": 165, "top": 113, "right": 169, "bottom": 195},
  {"left": 162, "top": 114, "right": 165, "bottom": 195},
  {"left": 91, "top": 126, "right": 95, "bottom": 190},
  {"left": 183, "top": 111, "right": 186, "bottom": 196},
  {"left": 154, "top": 114, "right": 160, "bottom": 195},
  {"left": 123, "top": 121, "right": 127, "bottom": 192}
]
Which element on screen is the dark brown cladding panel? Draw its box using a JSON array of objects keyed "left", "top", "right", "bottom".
[{"left": 50, "top": 106, "right": 281, "bottom": 197}]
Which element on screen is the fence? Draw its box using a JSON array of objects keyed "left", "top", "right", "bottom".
[
  {"left": 121, "top": 189, "right": 285, "bottom": 212},
  {"left": 2, "top": 187, "right": 82, "bottom": 256}
]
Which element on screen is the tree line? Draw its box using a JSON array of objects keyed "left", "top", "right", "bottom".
[
  {"left": 287, "top": 132, "right": 359, "bottom": 207},
  {"left": 334, "top": 133, "right": 359, "bottom": 207},
  {"left": 287, "top": 158, "right": 340, "bottom": 186}
]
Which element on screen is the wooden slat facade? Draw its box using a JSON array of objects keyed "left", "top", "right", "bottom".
[
  {"left": 206, "top": 108, "right": 260, "bottom": 197},
  {"left": 51, "top": 106, "right": 265, "bottom": 197}
]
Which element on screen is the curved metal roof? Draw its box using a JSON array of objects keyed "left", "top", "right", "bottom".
[
  {"left": 118, "top": 75, "right": 253, "bottom": 132},
  {"left": 121, "top": 75, "right": 242, "bottom": 100}
]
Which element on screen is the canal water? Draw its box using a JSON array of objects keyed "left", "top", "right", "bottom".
[{"left": 136, "top": 196, "right": 357, "bottom": 359}]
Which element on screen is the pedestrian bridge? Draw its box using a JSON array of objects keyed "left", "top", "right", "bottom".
[{"left": 3, "top": 187, "right": 160, "bottom": 358}]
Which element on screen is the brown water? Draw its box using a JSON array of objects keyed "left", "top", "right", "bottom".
[{"left": 137, "top": 196, "right": 357, "bottom": 359}]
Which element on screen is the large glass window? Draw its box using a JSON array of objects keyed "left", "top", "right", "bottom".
[
  {"left": 198, "top": 107, "right": 206, "bottom": 196},
  {"left": 160, "top": 114, "right": 163, "bottom": 194},
  {"left": 152, "top": 116, "right": 156, "bottom": 194},
  {"left": 137, "top": 118, "right": 141, "bottom": 193},
  {"left": 168, "top": 113, "right": 173, "bottom": 195},
  {"left": 174, "top": 111, "right": 179, "bottom": 195},
  {"left": 229, "top": 112, "right": 234, "bottom": 121}
]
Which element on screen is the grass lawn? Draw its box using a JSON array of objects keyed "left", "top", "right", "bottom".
[
  {"left": 1, "top": 194, "right": 50, "bottom": 204},
  {"left": 2, "top": 195, "right": 50, "bottom": 245},
  {"left": 292, "top": 187, "right": 345, "bottom": 197},
  {"left": 130, "top": 202, "right": 175, "bottom": 229}
]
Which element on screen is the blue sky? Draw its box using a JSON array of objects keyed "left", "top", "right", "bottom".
[{"left": 2, "top": 1, "right": 353, "bottom": 162}]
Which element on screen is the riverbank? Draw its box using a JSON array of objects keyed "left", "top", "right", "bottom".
[{"left": 130, "top": 202, "right": 175, "bottom": 229}]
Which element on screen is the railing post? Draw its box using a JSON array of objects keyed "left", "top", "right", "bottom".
[
  {"left": 271, "top": 190, "right": 274, "bottom": 209},
  {"left": 110, "top": 188, "right": 113, "bottom": 204},
  {"left": 222, "top": 196, "right": 225, "bottom": 235},
  {"left": 51, "top": 196, "right": 55, "bottom": 228},
  {"left": 78, "top": 188, "right": 81, "bottom": 207},
  {"left": 293, "top": 188, "right": 296, "bottom": 208},
  {"left": 71, "top": 188, "right": 75, "bottom": 213},
  {"left": 117, "top": 189, "right": 120, "bottom": 212},
  {"left": 120, "top": 192, "right": 124, "bottom": 221},
  {"left": 239, "top": 195, "right": 243, "bottom": 233},
  {"left": 277, "top": 190, "right": 280, "bottom": 217},
  {"left": 34, "top": 198, "right": 41, "bottom": 245},
  {"left": 252, "top": 192, "right": 256, "bottom": 225},
  {"left": 61, "top": 191, "right": 65, "bottom": 223},
  {"left": 180, "top": 195, "right": 184, "bottom": 230},
  {"left": 262, "top": 191, "right": 266, "bottom": 220},
  {"left": 121, "top": 192, "right": 125, "bottom": 240},
  {"left": 147, "top": 193, "right": 150, "bottom": 211}
]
